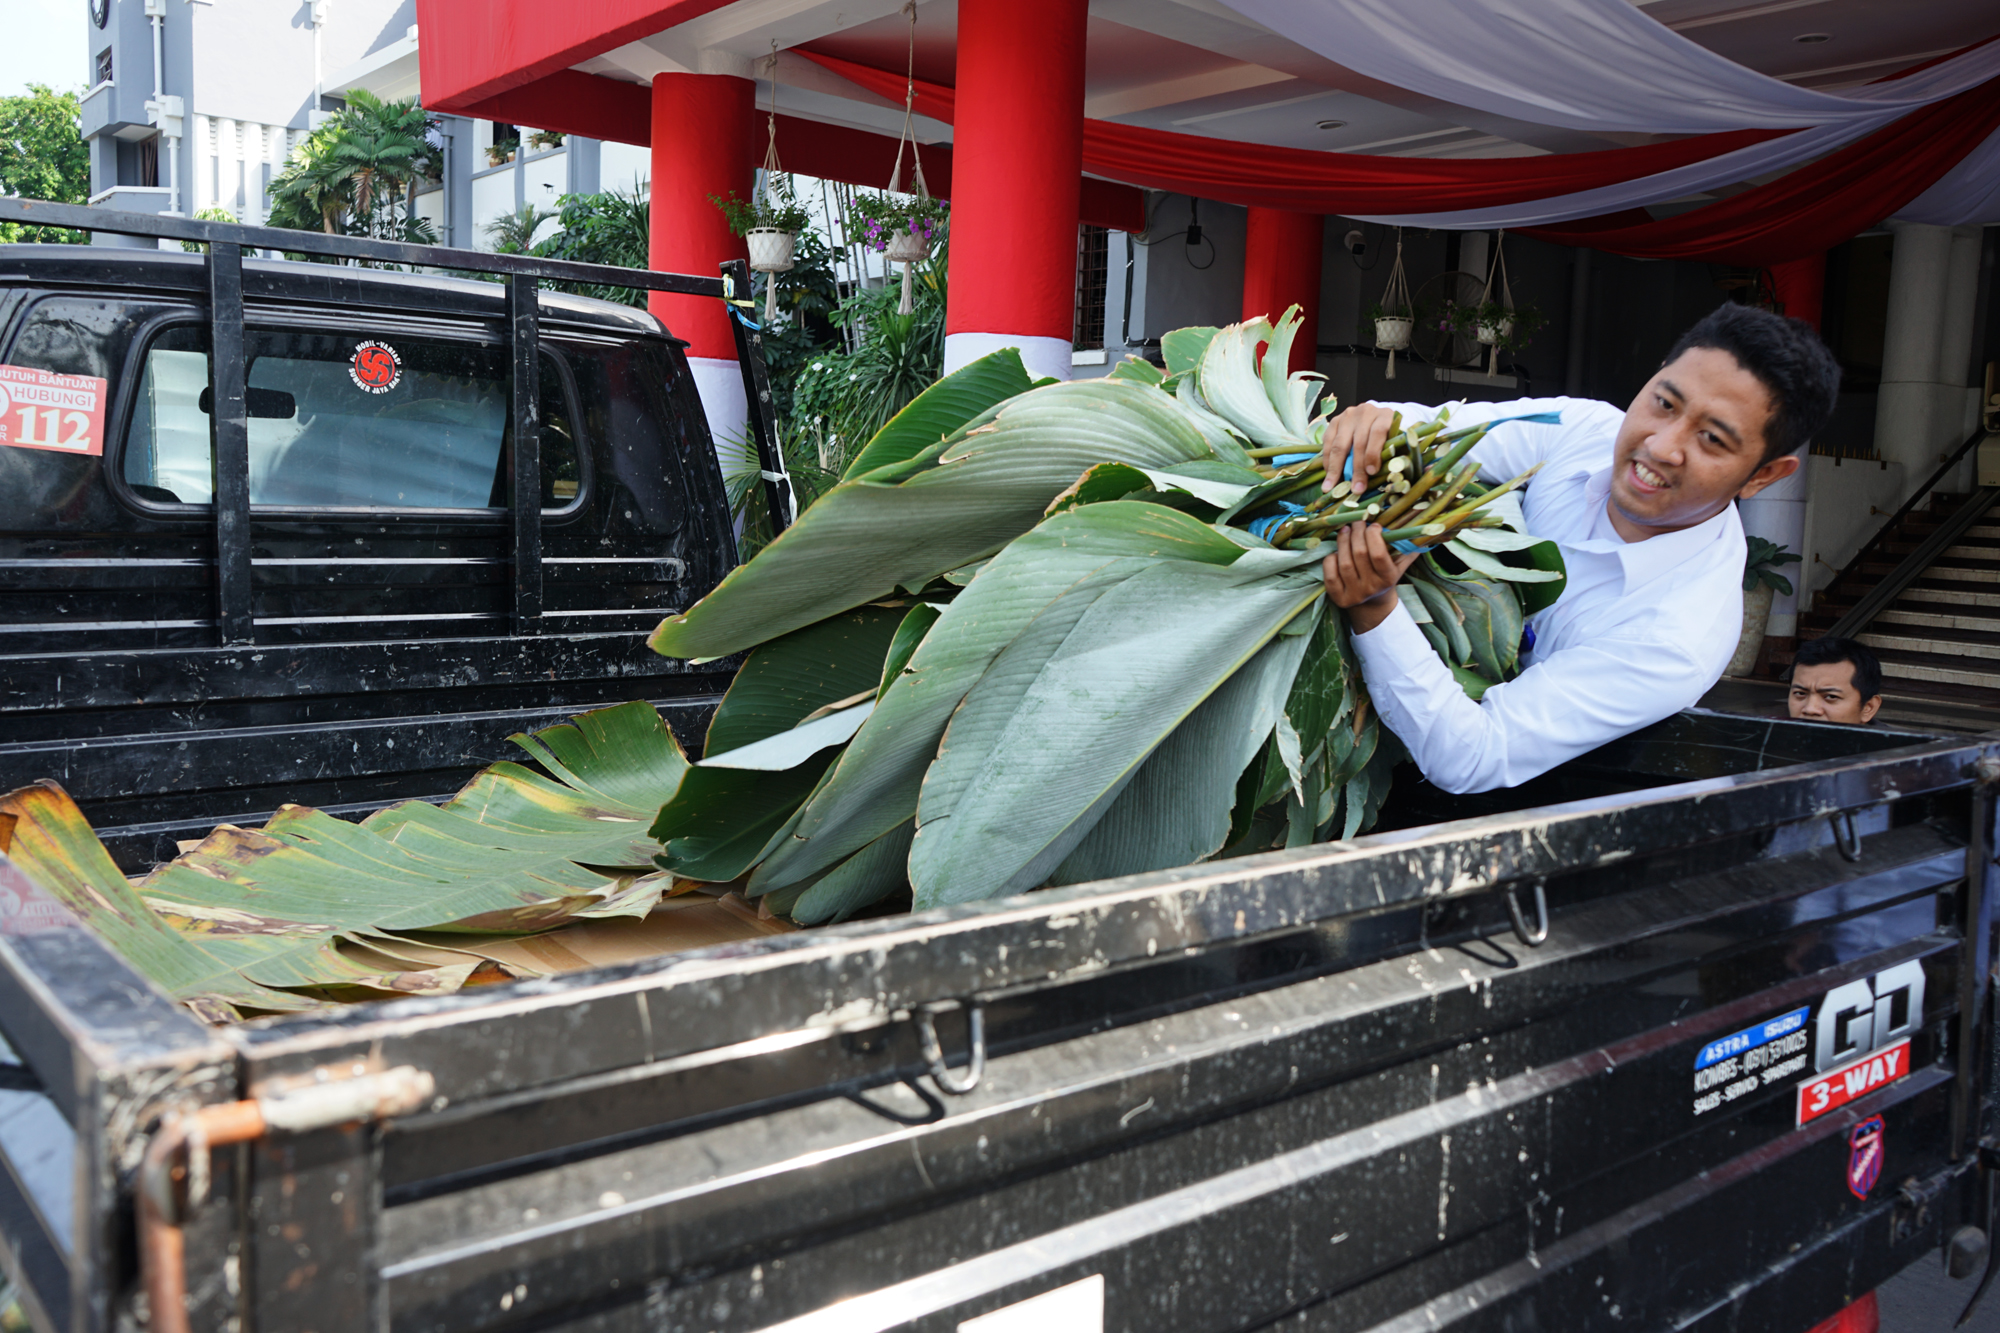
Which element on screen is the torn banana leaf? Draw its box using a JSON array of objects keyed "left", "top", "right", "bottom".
[{"left": 2, "top": 701, "right": 700, "bottom": 1010}]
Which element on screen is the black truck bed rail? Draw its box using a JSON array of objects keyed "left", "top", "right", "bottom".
[{"left": 0, "top": 711, "right": 1995, "bottom": 1332}]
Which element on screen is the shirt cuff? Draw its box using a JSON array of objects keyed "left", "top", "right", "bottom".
[{"left": 1351, "top": 598, "right": 1433, "bottom": 668}]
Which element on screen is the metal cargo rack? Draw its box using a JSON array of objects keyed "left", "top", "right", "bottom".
[
  {"left": 0, "top": 196, "right": 796, "bottom": 647},
  {"left": 0, "top": 705, "right": 1997, "bottom": 1332}
]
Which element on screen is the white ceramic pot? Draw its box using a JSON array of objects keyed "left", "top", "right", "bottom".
[
  {"left": 746, "top": 227, "right": 796, "bottom": 273},
  {"left": 1476, "top": 317, "right": 1515, "bottom": 346},
  {"left": 1727, "top": 583, "right": 1774, "bottom": 677},
  {"left": 1374, "top": 316, "right": 1413, "bottom": 351},
  {"left": 885, "top": 226, "right": 929, "bottom": 264}
]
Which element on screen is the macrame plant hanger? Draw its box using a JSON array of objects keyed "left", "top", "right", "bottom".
[
  {"left": 884, "top": 0, "right": 932, "bottom": 316},
  {"left": 1479, "top": 230, "right": 1515, "bottom": 379},
  {"left": 755, "top": 43, "right": 792, "bottom": 324},
  {"left": 1380, "top": 230, "right": 1412, "bottom": 380}
]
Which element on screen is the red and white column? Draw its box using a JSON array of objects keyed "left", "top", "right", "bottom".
[
  {"left": 942, "top": 0, "right": 1089, "bottom": 382},
  {"left": 1241, "top": 207, "right": 1324, "bottom": 372},
  {"left": 648, "top": 72, "right": 755, "bottom": 465}
]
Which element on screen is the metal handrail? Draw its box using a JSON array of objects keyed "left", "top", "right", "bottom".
[{"left": 1816, "top": 422, "right": 1992, "bottom": 636}]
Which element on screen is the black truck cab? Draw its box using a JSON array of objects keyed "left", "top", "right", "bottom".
[{"left": 0, "top": 248, "right": 739, "bottom": 868}]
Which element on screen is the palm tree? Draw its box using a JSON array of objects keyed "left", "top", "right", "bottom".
[
  {"left": 485, "top": 203, "right": 554, "bottom": 255},
  {"left": 266, "top": 92, "right": 438, "bottom": 241}
]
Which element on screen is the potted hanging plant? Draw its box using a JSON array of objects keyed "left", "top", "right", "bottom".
[
  {"left": 1471, "top": 299, "right": 1546, "bottom": 351},
  {"left": 1728, "top": 537, "right": 1802, "bottom": 677},
  {"left": 849, "top": 192, "right": 947, "bottom": 263},
  {"left": 711, "top": 185, "right": 813, "bottom": 275},
  {"left": 1367, "top": 300, "right": 1414, "bottom": 351}
]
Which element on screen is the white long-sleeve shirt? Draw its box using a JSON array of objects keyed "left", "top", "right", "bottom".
[{"left": 1353, "top": 396, "right": 1746, "bottom": 794}]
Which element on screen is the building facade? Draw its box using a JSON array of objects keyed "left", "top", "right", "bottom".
[{"left": 76, "top": 0, "right": 644, "bottom": 253}]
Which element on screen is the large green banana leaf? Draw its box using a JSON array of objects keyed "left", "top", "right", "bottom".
[
  {"left": 909, "top": 542, "right": 1325, "bottom": 907},
  {"left": 1050, "top": 613, "right": 1314, "bottom": 887},
  {"left": 841, "top": 349, "right": 1035, "bottom": 479},
  {"left": 649, "top": 378, "right": 1219, "bottom": 662},
  {"left": 651, "top": 606, "right": 906, "bottom": 881},
  {"left": 746, "top": 502, "right": 1252, "bottom": 895}
]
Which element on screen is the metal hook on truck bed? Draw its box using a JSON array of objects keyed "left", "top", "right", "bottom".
[{"left": 915, "top": 1002, "right": 986, "bottom": 1095}]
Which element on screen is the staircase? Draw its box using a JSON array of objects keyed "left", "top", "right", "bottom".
[{"left": 1800, "top": 490, "right": 2000, "bottom": 706}]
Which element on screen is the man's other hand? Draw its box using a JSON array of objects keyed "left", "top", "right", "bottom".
[
  {"left": 1319, "top": 402, "right": 1400, "bottom": 497},
  {"left": 1323, "top": 523, "right": 1420, "bottom": 634}
]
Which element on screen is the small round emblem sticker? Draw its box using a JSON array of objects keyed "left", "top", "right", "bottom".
[{"left": 349, "top": 341, "right": 401, "bottom": 394}]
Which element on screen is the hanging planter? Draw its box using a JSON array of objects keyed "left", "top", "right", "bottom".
[
  {"left": 847, "top": 0, "right": 944, "bottom": 317},
  {"left": 1373, "top": 315, "right": 1414, "bottom": 350},
  {"left": 746, "top": 226, "right": 797, "bottom": 274},
  {"left": 1370, "top": 229, "right": 1415, "bottom": 380},
  {"left": 1469, "top": 232, "right": 1545, "bottom": 379},
  {"left": 710, "top": 47, "right": 814, "bottom": 322}
]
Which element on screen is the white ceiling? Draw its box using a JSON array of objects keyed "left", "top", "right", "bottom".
[{"left": 575, "top": 0, "right": 2000, "bottom": 169}]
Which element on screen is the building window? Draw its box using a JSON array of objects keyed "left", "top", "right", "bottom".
[
  {"left": 95, "top": 48, "right": 113, "bottom": 86},
  {"left": 1074, "top": 224, "right": 1108, "bottom": 349}
]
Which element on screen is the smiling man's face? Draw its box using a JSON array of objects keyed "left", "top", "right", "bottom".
[{"left": 1608, "top": 346, "right": 1800, "bottom": 541}]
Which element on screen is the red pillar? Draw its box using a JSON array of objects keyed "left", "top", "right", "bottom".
[
  {"left": 943, "top": 0, "right": 1088, "bottom": 382},
  {"left": 1770, "top": 252, "right": 1826, "bottom": 330},
  {"left": 648, "top": 73, "right": 755, "bottom": 450},
  {"left": 1242, "top": 207, "right": 1325, "bottom": 373}
]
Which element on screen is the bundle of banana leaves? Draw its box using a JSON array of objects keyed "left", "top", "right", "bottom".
[
  {"left": 645, "top": 308, "right": 1565, "bottom": 924},
  {"left": 0, "top": 309, "right": 1564, "bottom": 1017}
]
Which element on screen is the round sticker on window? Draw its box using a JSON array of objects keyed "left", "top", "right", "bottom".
[{"left": 349, "top": 340, "right": 401, "bottom": 394}]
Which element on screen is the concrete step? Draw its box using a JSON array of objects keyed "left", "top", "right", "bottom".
[
  {"left": 1858, "top": 629, "right": 2000, "bottom": 662},
  {"left": 1897, "top": 586, "right": 2000, "bottom": 611},
  {"left": 1875, "top": 607, "right": 2000, "bottom": 635},
  {"left": 1873, "top": 648, "right": 2000, "bottom": 693},
  {"left": 1919, "top": 564, "right": 2000, "bottom": 585}
]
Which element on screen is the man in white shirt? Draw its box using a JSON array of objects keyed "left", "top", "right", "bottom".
[{"left": 1320, "top": 302, "right": 1841, "bottom": 794}]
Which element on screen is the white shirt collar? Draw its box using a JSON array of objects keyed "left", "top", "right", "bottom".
[{"left": 1560, "top": 467, "right": 1740, "bottom": 596}]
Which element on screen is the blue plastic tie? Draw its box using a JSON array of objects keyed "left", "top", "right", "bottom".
[
  {"left": 1247, "top": 500, "right": 1308, "bottom": 542},
  {"left": 1272, "top": 452, "right": 1316, "bottom": 466},
  {"left": 1389, "top": 539, "right": 1421, "bottom": 555}
]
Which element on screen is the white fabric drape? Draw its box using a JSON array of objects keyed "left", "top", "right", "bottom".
[
  {"left": 1214, "top": 0, "right": 2000, "bottom": 229},
  {"left": 1218, "top": 0, "right": 2000, "bottom": 134}
]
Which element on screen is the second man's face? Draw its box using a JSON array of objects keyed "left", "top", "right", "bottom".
[
  {"left": 1789, "top": 661, "right": 1882, "bottom": 725},
  {"left": 1610, "top": 347, "right": 1789, "bottom": 536}
]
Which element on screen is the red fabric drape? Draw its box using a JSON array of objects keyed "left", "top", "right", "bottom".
[
  {"left": 1525, "top": 74, "right": 2000, "bottom": 264},
  {"left": 803, "top": 51, "right": 1788, "bottom": 215}
]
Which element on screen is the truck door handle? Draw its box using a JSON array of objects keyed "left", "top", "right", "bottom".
[{"left": 915, "top": 1002, "right": 986, "bottom": 1095}]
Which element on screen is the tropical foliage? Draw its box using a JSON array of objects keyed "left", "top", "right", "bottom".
[
  {"left": 711, "top": 175, "right": 813, "bottom": 236},
  {"left": 265, "top": 89, "right": 440, "bottom": 242},
  {"left": 647, "top": 310, "right": 1565, "bottom": 923},
  {"left": 485, "top": 202, "right": 555, "bottom": 255},
  {"left": 0, "top": 311, "right": 1566, "bottom": 1015},
  {"left": 1744, "top": 536, "right": 1801, "bottom": 595},
  {"left": 0, "top": 84, "right": 89, "bottom": 244}
]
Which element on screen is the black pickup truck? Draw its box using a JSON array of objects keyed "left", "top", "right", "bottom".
[{"left": 0, "top": 206, "right": 1996, "bottom": 1333}]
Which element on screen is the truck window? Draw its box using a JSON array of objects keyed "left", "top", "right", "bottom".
[{"left": 120, "top": 324, "right": 581, "bottom": 511}]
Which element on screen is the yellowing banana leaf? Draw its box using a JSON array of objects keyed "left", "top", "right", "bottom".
[
  {"left": 746, "top": 502, "right": 1252, "bottom": 896},
  {"left": 651, "top": 378, "right": 1219, "bottom": 662},
  {"left": 0, "top": 782, "right": 320, "bottom": 1014}
]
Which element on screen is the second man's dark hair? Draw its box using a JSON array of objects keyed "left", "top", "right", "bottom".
[
  {"left": 1791, "top": 636, "right": 1883, "bottom": 702},
  {"left": 1664, "top": 302, "right": 1842, "bottom": 464}
]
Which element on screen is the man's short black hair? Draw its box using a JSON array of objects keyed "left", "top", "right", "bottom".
[
  {"left": 1791, "top": 636, "right": 1883, "bottom": 701},
  {"left": 1664, "top": 302, "right": 1842, "bottom": 464}
]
